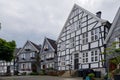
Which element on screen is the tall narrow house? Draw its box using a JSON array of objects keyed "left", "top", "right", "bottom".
[
  {"left": 40, "top": 37, "right": 57, "bottom": 70},
  {"left": 18, "top": 41, "right": 41, "bottom": 74},
  {"left": 104, "top": 7, "right": 120, "bottom": 71},
  {"left": 57, "top": 4, "right": 110, "bottom": 74}
]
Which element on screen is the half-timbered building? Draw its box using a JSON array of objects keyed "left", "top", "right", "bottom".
[{"left": 57, "top": 4, "right": 111, "bottom": 75}]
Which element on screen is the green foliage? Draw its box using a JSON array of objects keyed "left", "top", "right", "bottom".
[
  {"left": 21, "top": 72, "right": 27, "bottom": 75},
  {"left": 113, "top": 68, "right": 120, "bottom": 74},
  {"left": 0, "top": 38, "right": 16, "bottom": 62},
  {"left": 88, "top": 73, "right": 95, "bottom": 78},
  {"left": 39, "top": 69, "right": 46, "bottom": 75},
  {"left": 29, "top": 72, "right": 39, "bottom": 75},
  {"left": 115, "top": 48, "right": 120, "bottom": 53},
  {"left": 102, "top": 41, "right": 120, "bottom": 65}
]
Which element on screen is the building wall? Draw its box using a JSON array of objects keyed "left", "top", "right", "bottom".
[
  {"left": 18, "top": 42, "right": 39, "bottom": 74},
  {"left": 0, "top": 61, "right": 14, "bottom": 75},
  {"left": 40, "top": 39, "right": 57, "bottom": 70},
  {"left": 107, "top": 14, "right": 120, "bottom": 47},
  {"left": 57, "top": 5, "right": 109, "bottom": 72}
]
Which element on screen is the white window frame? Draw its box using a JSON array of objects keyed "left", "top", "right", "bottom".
[
  {"left": 82, "top": 32, "right": 88, "bottom": 44},
  {"left": 69, "top": 37, "right": 75, "bottom": 48},
  {"left": 21, "top": 53, "right": 25, "bottom": 59},
  {"left": 60, "top": 42, "right": 66, "bottom": 51},
  {"left": 91, "top": 50, "right": 99, "bottom": 62},
  {"left": 115, "top": 37, "right": 120, "bottom": 48},
  {"left": 91, "top": 28, "right": 99, "bottom": 42},
  {"left": 82, "top": 52, "right": 88, "bottom": 63},
  {"left": 30, "top": 52, "right": 35, "bottom": 58}
]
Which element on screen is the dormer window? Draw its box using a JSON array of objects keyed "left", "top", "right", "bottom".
[
  {"left": 25, "top": 49, "right": 30, "bottom": 51},
  {"left": 44, "top": 44, "right": 48, "bottom": 51}
]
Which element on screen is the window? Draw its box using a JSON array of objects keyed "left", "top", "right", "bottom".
[
  {"left": 21, "top": 64, "right": 25, "bottom": 70},
  {"left": 51, "top": 53, "right": 54, "bottom": 58},
  {"left": 70, "top": 24, "right": 75, "bottom": 33},
  {"left": 115, "top": 37, "right": 120, "bottom": 48},
  {"left": 30, "top": 52, "right": 35, "bottom": 58},
  {"left": 60, "top": 42, "right": 66, "bottom": 51},
  {"left": 69, "top": 37, "right": 75, "bottom": 48},
  {"left": 82, "top": 52, "right": 88, "bottom": 63},
  {"left": 91, "top": 50, "right": 99, "bottom": 62},
  {"left": 75, "top": 21, "right": 81, "bottom": 30},
  {"left": 82, "top": 32, "right": 88, "bottom": 44},
  {"left": 74, "top": 53, "right": 79, "bottom": 58},
  {"left": 41, "top": 55, "right": 44, "bottom": 60},
  {"left": 28, "top": 63, "right": 31, "bottom": 70},
  {"left": 61, "top": 57, "right": 66, "bottom": 66},
  {"left": 61, "top": 62, "right": 65, "bottom": 66},
  {"left": 91, "top": 28, "right": 99, "bottom": 41},
  {"left": 44, "top": 44, "right": 49, "bottom": 51},
  {"left": 21, "top": 53, "right": 25, "bottom": 59}
]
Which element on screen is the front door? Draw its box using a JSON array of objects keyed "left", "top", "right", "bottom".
[{"left": 74, "top": 53, "right": 79, "bottom": 70}]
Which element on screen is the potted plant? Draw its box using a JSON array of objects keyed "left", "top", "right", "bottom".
[{"left": 88, "top": 73, "right": 95, "bottom": 80}]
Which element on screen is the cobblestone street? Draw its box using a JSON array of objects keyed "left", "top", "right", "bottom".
[{"left": 0, "top": 76, "right": 83, "bottom": 80}]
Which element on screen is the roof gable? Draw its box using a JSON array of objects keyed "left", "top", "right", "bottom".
[
  {"left": 104, "top": 7, "right": 120, "bottom": 44},
  {"left": 47, "top": 38, "right": 57, "bottom": 51},
  {"left": 41, "top": 37, "right": 56, "bottom": 53},
  {"left": 19, "top": 41, "right": 40, "bottom": 55},
  {"left": 57, "top": 4, "right": 107, "bottom": 42}
]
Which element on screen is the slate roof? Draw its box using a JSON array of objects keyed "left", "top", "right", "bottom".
[
  {"left": 46, "top": 38, "right": 57, "bottom": 51},
  {"left": 30, "top": 41, "right": 41, "bottom": 51},
  {"left": 104, "top": 7, "right": 120, "bottom": 44},
  {"left": 14, "top": 48, "right": 21, "bottom": 56}
]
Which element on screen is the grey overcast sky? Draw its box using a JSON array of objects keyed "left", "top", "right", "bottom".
[{"left": 0, "top": 0, "right": 120, "bottom": 48}]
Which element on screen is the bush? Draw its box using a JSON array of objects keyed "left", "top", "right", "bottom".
[
  {"left": 88, "top": 73, "right": 95, "bottom": 78},
  {"left": 39, "top": 69, "right": 46, "bottom": 75},
  {"left": 47, "top": 71, "right": 58, "bottom": 76},
  {"left": 21, "top": 72, "right": 27, "bottom": 75},
  {"left": 29, "top": 72, "right": 39, "bottom": 75}
]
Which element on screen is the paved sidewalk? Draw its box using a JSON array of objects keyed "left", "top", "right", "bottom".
[{"left": 0, "top": 76, "right": 83, "bottom": 80}]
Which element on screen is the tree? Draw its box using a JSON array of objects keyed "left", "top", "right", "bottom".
[
  {"left": 0, "top": 38, "right": 16, "bottom": 62},
  {"left": 104, "top": 42, "right": 120, "bottom": 67},
  {"left": 103, "top": 42, "right": 120, "bottom": 79}
]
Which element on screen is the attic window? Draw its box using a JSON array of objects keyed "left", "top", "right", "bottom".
[
  {"left": 44, "top": 44, "right": 48, "bottom": 51},
  {"left": 25, "top": 49, "right": 30, "bottom": 51}
]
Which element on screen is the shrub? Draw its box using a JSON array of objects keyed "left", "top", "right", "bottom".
[
  {"left": 88, "top": 73, "right": 95, "bottom": 78},
  {"left": 29, "top": 72, "right": 39, "bottom": 75},
  {"left": 47, "top": 71, "right": 58, "bottom": 76},
  {"left": 39, "top": 69, "right": 46, "bottom": 75},
  {"left": 21, "top": 72, "right": 27, "bottom": 75}
]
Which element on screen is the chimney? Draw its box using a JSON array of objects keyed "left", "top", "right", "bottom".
[{"left": 96, "top": 11, "right": 102, "bottom": 18}]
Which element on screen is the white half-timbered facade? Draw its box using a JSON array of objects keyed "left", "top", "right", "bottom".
[
  {"left": 0, "top": 61, "right": 13, "bottom": 75},
  {"left": 57, "top": 4, "right": 110, "bottom": 74}
]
